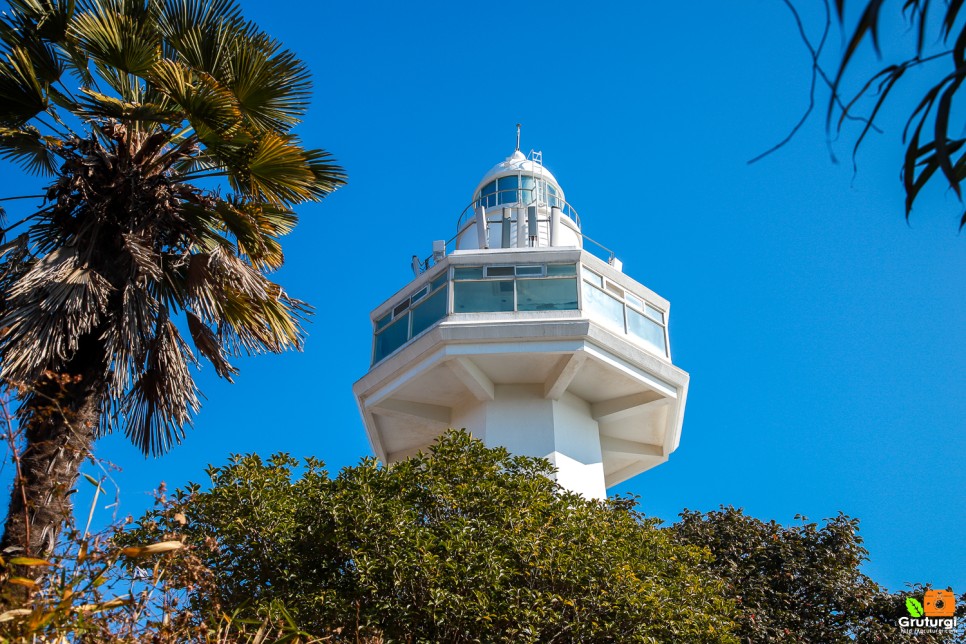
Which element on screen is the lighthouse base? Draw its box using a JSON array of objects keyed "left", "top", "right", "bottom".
[{"left": 454, "top": 384, "right": 606, "bottom": 499}]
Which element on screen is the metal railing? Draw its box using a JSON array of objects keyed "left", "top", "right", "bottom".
[
  {"left": 412, "top": 193, "right": 616, "bottom": 274},
  {"left": 455, "top": 189, "right": 581, "bottom": 232}
]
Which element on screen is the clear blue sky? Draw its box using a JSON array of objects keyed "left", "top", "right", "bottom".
[{"left": 1, "top": 0, "right": 963, "bottom": 596}]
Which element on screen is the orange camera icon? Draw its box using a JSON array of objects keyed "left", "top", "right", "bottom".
[{"left": 924, "top": 589, "right": 956, "bottom": 617}]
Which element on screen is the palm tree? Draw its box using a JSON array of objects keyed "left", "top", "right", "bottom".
[{"left": 0, "top": 0, "right": 345, "bottom": 558}]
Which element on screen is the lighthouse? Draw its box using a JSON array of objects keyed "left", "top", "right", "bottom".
[{"left": 353, "top": 133, "right": 689, "bottom": 499}]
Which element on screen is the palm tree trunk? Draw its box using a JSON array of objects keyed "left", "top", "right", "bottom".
[
  {"left": 2, "top": 389, "right": 99, "bottom": 558},
  {"left": 2, "top": 337, "right": 105, "bottom": 559}
]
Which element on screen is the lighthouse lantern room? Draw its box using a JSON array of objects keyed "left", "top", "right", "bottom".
[{"left": 353, "top": 132, "right": 689, "bottom": 499}]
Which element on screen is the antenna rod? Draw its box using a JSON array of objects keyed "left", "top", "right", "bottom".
[{"left": 515, "top": 123, "right": 521, "bottom": 151}]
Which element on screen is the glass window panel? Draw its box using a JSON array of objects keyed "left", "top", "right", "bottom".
[
  {"left": 521, "top": 175, "right": 536, "bottom": 203},
  {"left": 582, "top": 269, "right": 603, "bottom": 288},
  {"left": 517, "top": 278, "right": 578, "bottom": 311},
  {"left": 375, "top": 312, "right": 392, "bottom": 331},
  {"left": 582, "top": 282, "right": 625, "bottom": 331},
  {"left": 485, "top": 265, "right": 515, "bottom": 277},
  {"left": 515, "top": 265, "right": 543, "bottom": 276},
  {"left": 481, "top": 180, "right": 496, "bottom": 208},
  {"left": 547, "top": 263, "right": 577, "bottom": 276},
  {"left": 410, "top": 287, "right": 448, "bottom": 337},
  {"left": 497, "top": 176, "right": 518, "bottom": 204},
  {"left": 454, "top": 280, "right": 514, "bottom": 312},
  {"left": 628, "top": 307, "right": 667, "bottom": 355},
  {"left": 645, "top": 304, "right": 665, "bottom": 324},
  {"left": 392, "top": 301, "right": 409, "bottom": 318},
  {"left": 605, "top": 281, "right": 625, "bottom": 298},
  {"left": 454, "top": 266, "right": 484, "bottom": 279},
  {"left": 431, "top": 274, "right": 447, "bottom": 291},
  {"left": 411, "top": 285, "right": 429, "bottom": 303},
  {"left": 373, "top": 313, "right": 409, "bottom": 362},
  {"left": 625, "top": 293, "right": 644, "bottom": 311}
]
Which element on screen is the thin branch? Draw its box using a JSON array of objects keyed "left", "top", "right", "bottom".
[
  {"left": 0, "top": 195, "right": 44, "bottom": 203},
  {"left": 0, "top": 394, "right": 30, "bottom": 554},
  {"left": 750, "top": 0, "right": 882, "bottom": 165}
]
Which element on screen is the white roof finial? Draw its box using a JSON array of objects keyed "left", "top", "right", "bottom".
[{"left": 515, "top": 123, "right": 521, "bottom": 152}]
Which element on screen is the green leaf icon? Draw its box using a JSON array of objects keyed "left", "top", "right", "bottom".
[{"left": 906, "top": 597, "right": 924, "bottom": 617}]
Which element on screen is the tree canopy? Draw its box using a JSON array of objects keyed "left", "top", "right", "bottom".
[
  {"left": 675, "top": 506, "right": 964, "bottom": 643},
  {"left": 127, "top": 431, "right": 737, "bottom": 643},
  {"left": 118, "top": 431, "right": 965, "bottom": 643}
]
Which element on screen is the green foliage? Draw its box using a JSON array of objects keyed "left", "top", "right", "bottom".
[
  {"left": 674, "top": 506, "right": 964, "bottom": 643},
  {"left": 128, "top": 431, "right": 738, "bottom": 643}
]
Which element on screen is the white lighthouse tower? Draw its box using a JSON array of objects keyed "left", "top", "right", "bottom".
[{"left": 353, "top": 133, "right": 689, "bottom": 499}]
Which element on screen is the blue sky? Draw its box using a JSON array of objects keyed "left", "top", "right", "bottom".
[{"left": 1, "top": 0, "right": 963, "bottom": 596}]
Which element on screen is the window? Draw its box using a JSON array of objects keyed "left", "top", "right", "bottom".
[
  {"left": 627, "top": 307, "right": 667, "bottom": 355},
  {"left": 497, "top": 176, "right": 518, "bottom": 204},
  {"left": 454, "top": 280, "right": 514, "bottom": 312},
  {"left": 373, "top": 275, "right": 449, "bottom": 363},
  {"left": 547, "top": 263, "right": 577, "bottom": 276},
  {"left": 411, "top": 288, "right": 447, "bottom": 337},
  {"left": 521, "top": 175, "right": 536, "bottom": 203},
  {"left": 480, "top": 180, "right": 496, "bottom": 208},
  {"left": 580, "top": 269, "right": 669, "bottom": 357},
  {"left": 517, "top": 278, "right": 578, "bottom": 311},
  {"left": 452, "top": 263, "right": 579, "bottom": 315},
  {"left": 485, "top": 265, "right": 515, "bottom": 277},
  {"left": 548, "top": 183, "right": 560, "bottom": 208},
  {"left": 374, "top": 263, "right": 586, "bottom": 364}
]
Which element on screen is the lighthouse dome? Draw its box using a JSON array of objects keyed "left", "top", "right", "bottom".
[
  {"left": 456, "top": 146, "right": 580, "bottom": 251},
  {"left": 472, "top": 149, "right": 566, "bottom": 209}
]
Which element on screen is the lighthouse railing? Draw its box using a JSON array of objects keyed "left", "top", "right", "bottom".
[{"left": 413, "top": 195, "right": 616, "bottom": 273}]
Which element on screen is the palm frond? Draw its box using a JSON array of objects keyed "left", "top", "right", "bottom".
[
  {"left": 75, "top": 86, "right": 180, "bottom": 124},
  {"left": 102, "top": 281, "right": 159, "bottom": 395},
  {"left": 0, "top": 46, "right": 48, "bottom": 125},
  {"left": 223, "top": 132, "right": 332, "bottom": 205},
  {"left": 70, "top": 0, "right": 160, "bottom": 75},
  {"left": 0, "top": 246, "right": 112, "bottom": 383},
  {"left": 226, "top": 35, "right": 310, "bottom": 132},
  {"left": 186, "top": 309, "right": 236, "bottom": 379},
  {"left": 304, "top": 147, "right": 348, "bottom": 197},
  {"left": 6, "top": 0, "right": 75, "bottom": 42},
  {"left": 157, "top": 0, "right": 243, "bottom": 75},
  {"left": 148, "top": 58, "right": 241, "bottom": 136},
  {"left": 119, "top": 317, "right": 199, "bottom": 456},
  {"left": 0, "top": 125, "right": 59, "bottom": 174}
]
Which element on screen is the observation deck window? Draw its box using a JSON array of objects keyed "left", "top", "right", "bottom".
[
  {"left": 372, "top": 263, "right": 582, "bottom": 364},
  {"left": 454, "top": 263, "right": 579, "bottom": 314},
  {"left": 581, "top": 268, "right": 669, "bottom": 357},
  {"left": 373, "top": 277, "right": 449, "bottom": 363}
]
